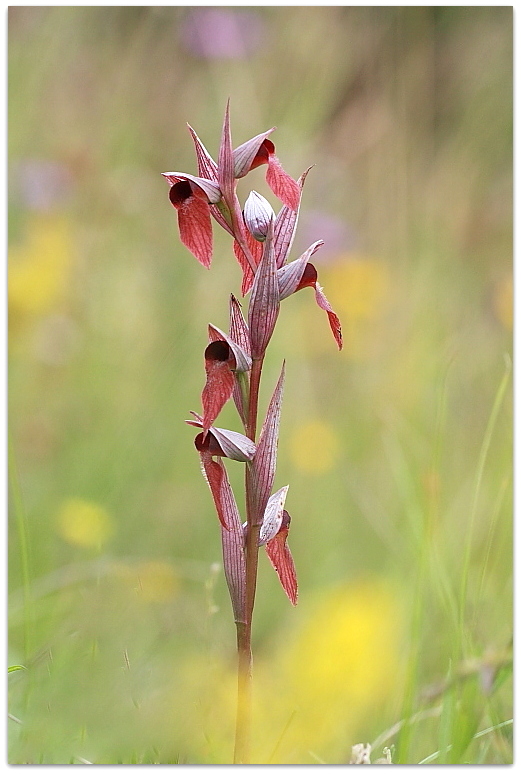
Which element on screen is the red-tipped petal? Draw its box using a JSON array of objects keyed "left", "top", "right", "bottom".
[
  {"left": 266, "top": 152, "right": 300, "bottom": 211},
  {"left": 174, "top": 193, "right": 213, "bottom": 268},
  {"left": 248, "top": 220, "right": 280, "bottom": 360},
  {"left": 314, "top": 281, "right": 343, "bottom": 350},
  {"left": 274, "top": 167, "right": 313, "bottom": 268},
  {"left": 233, "top": 128, "right": 275, "bottom": 178},
  {"left": 250, "top": 362, "right": 285, "bottom": 522},
  {"left": 265, "top": 519, "right": 297, "bottom": 605},
  {"left": 218, "top": 100, "right": 235, "bottom": 204},
  {"left": 259, "top": 485, "right": 289, "bottom": 545},
  {"left": 202, "top": 341, "right": 235, "bottom": 429},
  {"left": 187, "top": 124, "right": 218, "bottom": 183},
  {"left": 295, "top": 263, "right": 343, "bottom": 350}
]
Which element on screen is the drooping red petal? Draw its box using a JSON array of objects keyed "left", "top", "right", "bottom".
[
  {"left": 266, "top": 152, "right": 300, "bottom": 211},
  {"left": 295, "top": 263, "right": 343, "bottom": 350},
  {"left": 314, "top": 282, "right": 343, "bottom": 350},
  {"left": 200, "top": 454, "right": 228, "bottom": 530},
  {"left": 248, "top": 220, "right": 280, "bottom": 360},
  {"left": 174, "top": 192, "right": 213, "bottom": 268},
  {"left": 274, "top": 167, "right": 313, "bottom": 268},
  {"left": 202, "top": 341, "right": 235, "bottom": 429},
  {"left": 265, "top": 520, "right": 297, "bottom": 605},
  {"left": 250, "top": 362, "right": 285, "bottom": 522}
]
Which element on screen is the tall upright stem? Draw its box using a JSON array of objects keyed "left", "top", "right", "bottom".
[{"left": 233, "top": 356, "right": 264, "bottom": 764}]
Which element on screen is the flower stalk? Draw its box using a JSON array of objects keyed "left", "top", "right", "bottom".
[{"left": 165, "top": 102, "right": 342, "bottom": 764}]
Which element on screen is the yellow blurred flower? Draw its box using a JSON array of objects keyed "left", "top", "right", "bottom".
[
  {"left": 289, "top": 419, "right": 340, "bottom": 474},
  {"left": 114, "top": 560, "right": 179, "bottom": 603},
  {"left": 254, "top": 579, "right": 403, "bottom": 763},
  {"left": 9, "top": 214, "right": 73, "bottom": 318},
  {"left": 56, "top": 498, "right": 114, "bottom": 549},
  {"left": 493, "top": 274, "right": 513, "bottom": 332}
]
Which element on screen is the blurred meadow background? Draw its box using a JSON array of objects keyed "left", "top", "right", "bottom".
[{"left": 8, "top": 6, "right": 512, "bottom": 765}]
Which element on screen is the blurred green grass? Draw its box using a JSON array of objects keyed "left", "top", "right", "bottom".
[{"left": 8, "top": 6, "right": 512, "bottom": 764}]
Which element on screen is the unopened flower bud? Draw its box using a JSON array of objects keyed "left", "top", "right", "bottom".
[{"left": 243, "top": 191, "right": 275, "bottom": 241}]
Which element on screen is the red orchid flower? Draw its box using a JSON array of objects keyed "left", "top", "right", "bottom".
[
  {"left": 162, "top": 172, "right": 222, "bottom": 268},
  {"left": 188, "top": 419, "right": 256, "bottom": 530},
  {"left": 186, "top": 417, "right": 250, "bottom": 621},
  {"left": 277, "top": 246, "right": 343, "bottom": 350},
  {"left": 178, "top": 105, "right": 299, "bottom": 286},
  {"left": 244, "top": 485, "right": 298, "bottom": 606},
  {"left": 201, "top": 326, "right": 251, "bottom": 432}
]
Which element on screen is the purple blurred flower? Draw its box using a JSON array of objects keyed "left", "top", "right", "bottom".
[
  {"left": 299, "top": 211, "right": 357, "bottom": 262},
  {"left": 14, "top": 160, "right": 73, "bottom": 212},
  {"left": 181, "top": 9, "right": 265, "bottom": 60}
]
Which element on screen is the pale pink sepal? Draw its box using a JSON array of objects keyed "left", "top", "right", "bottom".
[
  {"left": 228, "top": 295, "right": 251, "bottom": 426},
  {"left": 277, "top": 240, "right": 324, "bottom": 300},
  {"left": 187, "top": 124, "right": 218, "bottom": 182},
  {"left": 220, "top": 489, "right": 246, "bottom": 623},
  {"left": 243, "top": 191, "right": 275, "bottom": 241},
  {"left": 229, "top": 295, "right": 251, "bottom": 357},
  {"left": 217, "top": 100, "right": 236, "bottom": 205},
  {"left": 188, "top": 419, "right": 256, "bottom": 463},
  {"left": 233, "top": 128, "right": 275, "bottom": 179},
  {"left": 162, "top": 172, "right": 221, "bottom": 203},
  {"left": 186, "top": 124, "right": 234, "bottom": 237},
  {"left": 250, "top": 362, "right": 285, "bottom": 522},
  {"left": 248, "top": 219, "right": 280, "bottom": 360},
  {"left": 259, "top": 485, "right": 289, "bottom": 546}
]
